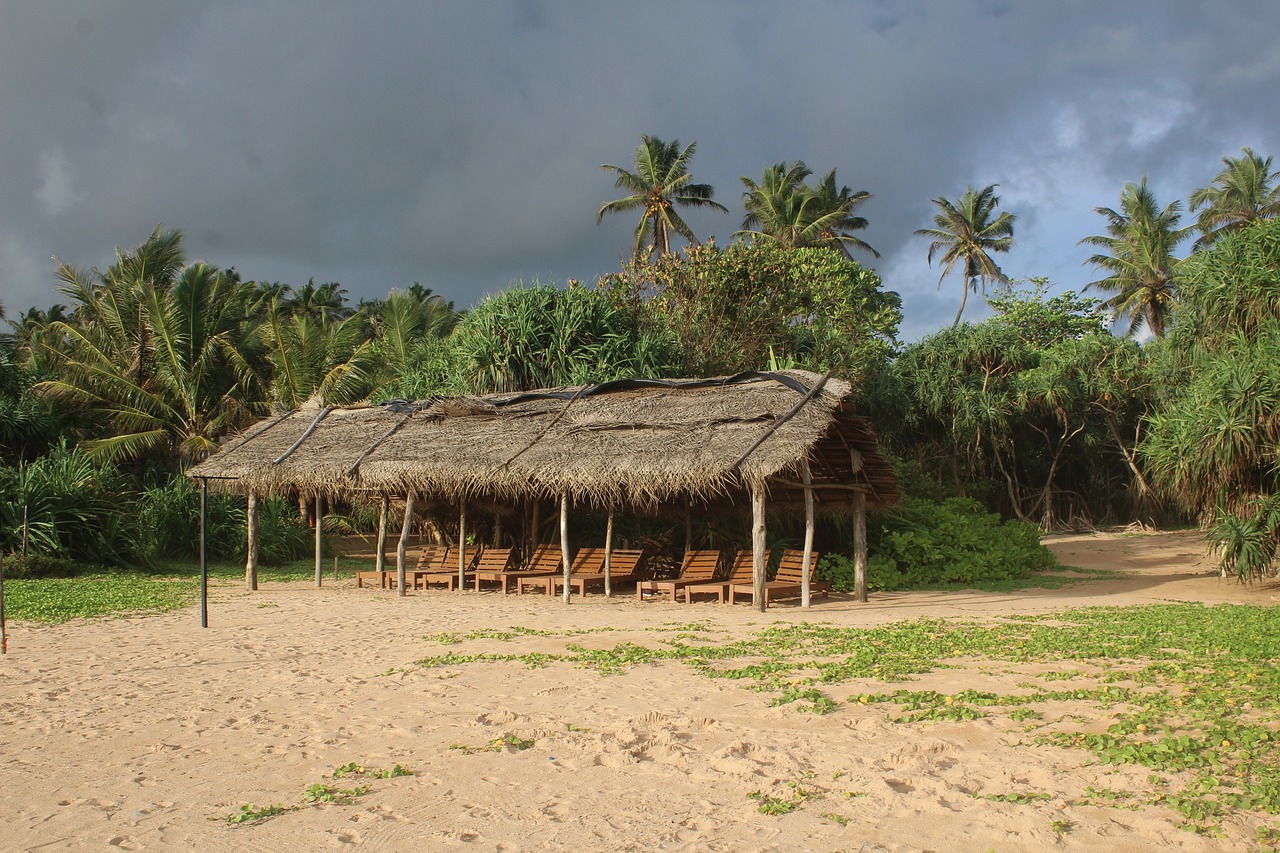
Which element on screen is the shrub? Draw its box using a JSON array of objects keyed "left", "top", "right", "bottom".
[{"left": 817, "top": 497, "right": 1056, "bottom": 591}]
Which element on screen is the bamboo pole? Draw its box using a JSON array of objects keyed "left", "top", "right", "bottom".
[
  {"left": 560, "top": 494, "right": 571, "bottom": 604},
  {"left": 458, "top": 501, "right": 468, "bottom": 589},
  {"left": 245, "top": 491, "right": 259, "bottom": 591},
  {"left": 397, "top": 492, "right": 415, "bottom": 597},
  {"left": 800, "top": 457, "right": 815, "bottom": 609},
  {"left": 200, "top": 478, "right": 209, "bottom": 628},
  {"left": 313, "top": 494, "right": 323, "bottom": 588},
  {"left": 603, "top": 506, "right": 615, "bottom": 597},
  {"left": 375, "top": 495, "right": 389, "bottom": 575},
  {"left": 853, "top": 490, "right": 868, "bottom": 603},
  {"left": 751, "top": 484, "right": 767, "bottom": 614}
]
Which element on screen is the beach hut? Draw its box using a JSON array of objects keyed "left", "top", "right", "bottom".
[{"left": 187, "top": 369, "right": 898, "bottom": 618}]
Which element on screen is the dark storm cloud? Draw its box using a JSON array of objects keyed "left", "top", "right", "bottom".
[{"left": 2, "top": 1, "right": 1277, "bottom": 338}]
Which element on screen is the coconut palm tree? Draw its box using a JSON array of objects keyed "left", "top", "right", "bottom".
[
  {"left": 1189, "top": 147, "right": 1280, "bottom": 249},
  {"left": 40, "top": 260, "right": 262, "bottom": 463},
  {"left": 597, "top": 135, "right": 727, "bottom": 262},
  {"left": 915, "top": 184, "right": 1017, "bottom": 327},
  {"left": 738, "top": 163, "right": 879, "bottom": 259},
  {"left": 1078, "top": 178, "right": 1191, "bottom": 339}
]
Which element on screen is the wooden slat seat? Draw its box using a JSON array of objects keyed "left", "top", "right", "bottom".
[
  {"left": 681, "top": 550, "right": 767, "bottom": 603},
  {"left": 729, "top": 549, "right": 826, "bottom": 607},
  {"left": 529, "top": 548, "right": 646, "bottom": 596},
  {"left": 636, "top": 550, "right": 722, "bottom": 602},
  {"left": 477, "top": 545, "right": 563, "bottom": 593}
]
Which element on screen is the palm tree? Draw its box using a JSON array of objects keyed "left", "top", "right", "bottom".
[
  {"left": 738, "top": 164, "right": 879, "bottom": 259},
  {"left": 1078, "top": 178, "right": 1191, "bottom": 339},
  {"left": 597, "top": 135, "right": 727, "bottom": 262},
  {"left": 1189, "top": 147, "right": 1280, "bottom": 248},
  {"left": 40, "top": 259, "right": 262, "bottom": 463},
  {"left": 257, "top": 300, "right": 377, "bottom": 409},
  {"left": 915, "top": 184, "right": 1017, "bottom": 327}
]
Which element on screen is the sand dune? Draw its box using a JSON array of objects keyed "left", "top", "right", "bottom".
[{"left": 1, "top": 530, "right": 1275, "bottom": 851}]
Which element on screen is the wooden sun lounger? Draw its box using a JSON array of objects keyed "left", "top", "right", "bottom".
[
  {"left": 477, "top": 545, "right": 563, "bottom": 593},
  {"left": 729, "top": 549, "right": 827, "bottom": 607},
  {"left": 681, "top": 550, "right": 768, "bottom": 603},
  {"left": 636, "top": 550, "right": 721, "bottom": 602},
  {"left": 357, "top": 542, "right": 451, "bottom": 589},
  {"left": 528, "top": 548, "right": 646, "bottom": 596},
  {"left": 411, "top": 545, "right": 481, "bottom": 591}
]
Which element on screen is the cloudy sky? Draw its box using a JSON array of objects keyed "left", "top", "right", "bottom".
[{"left": 2, "top": 0, "right": 1277, "bottom": 338}]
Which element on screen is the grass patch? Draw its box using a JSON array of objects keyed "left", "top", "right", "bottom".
[{"left": 2, "top": 556, "right": 370, "bottom": 624}]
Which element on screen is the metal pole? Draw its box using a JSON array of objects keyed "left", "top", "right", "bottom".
[
  {"left": 200, "top": 478, "right": 209, "bottom": 629},
  {"left": 22, "top": 504, "right": 29, "bottom": 560},
  {"left": 1, "top": 547, "right": 8, "bottom": 653}
]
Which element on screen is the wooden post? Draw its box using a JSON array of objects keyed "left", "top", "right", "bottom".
[
  {"left": 375, "top": 495, "right": 389, "bottom": 577},
  {"left": 853, "top": 490, "right": 868, "bottom": 603},
  {"left": 397, "top": 492, "right": 415, "bottom": 596},
  {"left": 603, "top": 506, "right": 615, "bottom": 597},
  {"left": 560, "top": 494, "right": 571, "bottom": 604},
  {"left": 200, "top": 478, "right": 209, "bottom": 628},
  {"left": 751, "top": 484, "right": 767, "bottom": 613},
  {"left": 684, "top": 498, "right": 694, "bottom": 554},
  {"left": 530, "top": 500, "right": 541, "bottom": 548},
  {"left": 313, "top": 494, "right": 323, "bottom": 588},
  {"left": 245, "top": 491, "right": 260, "bottom": 591},
  {"left": 800, "top": 457, "right": 815, "bottom": 609},
  {"left": 458, "top": 501, "right": 468, "bottom": 589}
]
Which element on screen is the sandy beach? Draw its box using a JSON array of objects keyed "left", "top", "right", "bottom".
[{"left": 2, "top": 530, "right": 1277, "bottom": 852}]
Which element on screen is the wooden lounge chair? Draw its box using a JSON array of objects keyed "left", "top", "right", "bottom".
[
  {"left": 681, "top": 550, "right": 768, "bottom": 603},
  {"left": 476, "top": 545, "right": 562, "bottom": 593},
  {"left": 636, "top": 550, "right": 721, "bottom": 602},
  {"left": 412, "top": 545, "right": 481, "bottom": 591},
  {"left": 357, "top": 542, "right": 449, "bottom": 589},
  {"left": 729, "top": 549, "right": 827, "bottom": 607},
  {"left": 534, "top": 547, "right": 646, "bottom": 597},
  {"left": 518, "top": 546, "right": 598, "bottom": 595}
]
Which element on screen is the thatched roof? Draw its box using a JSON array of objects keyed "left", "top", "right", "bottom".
[{"left": 188, "top": 370, "right": 897, "bottom": 511}]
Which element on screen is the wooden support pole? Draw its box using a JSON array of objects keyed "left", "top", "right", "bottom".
[
  {"left": 397, "top": 492, "right": 415, "bottom": 597},
  {"left": 751, "top": 484, "right": 767, "bottom": 614},
  {"left": 800, "top": 457, "right": 815, "bottom": 609},
  {"left": 313, "top": 494, "right": 323, "bottom": 588},
  {"left": 530, "top": 500, "right": 541, "bottom": 548},
  {"left": 246, "top": 490, "right": 260, "bottom": 591},
  {"left": 560, "top": 494, "right": 571, "bottom": 604},
  {"left": 684, "top": 498, "right": 694, "bottom": 554},
  {"left": 375, "top": 495, "right": 389, "bottom": 575},
  {"left": 853, "top": 490, "right": 868, "bottom": 603},
  {"left": 603, "top": 506, "right": 615, "bottom": 597},
  {"left": 458, "top": 501, "right": 468, "bottom": 589},
  {"left": 200, "top": 478, "right": 209, "bottom": 628}
]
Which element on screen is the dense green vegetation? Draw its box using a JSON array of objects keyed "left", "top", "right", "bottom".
[{"left": 3, "top": 140, "right": 1279, "bottom": 589}]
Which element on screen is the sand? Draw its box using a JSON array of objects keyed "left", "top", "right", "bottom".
[{"left": 1, "top": 530, "right": 1277, "bottom": 852}]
